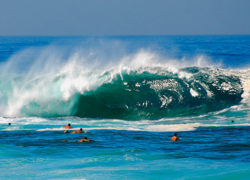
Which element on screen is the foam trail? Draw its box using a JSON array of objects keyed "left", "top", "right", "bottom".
[{"left": 1, "top": 115, "right": 250, "bottom": 132}]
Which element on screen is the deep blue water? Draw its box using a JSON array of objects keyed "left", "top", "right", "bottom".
[{"left": 0, "top": 36, "right": 250, "bottom": 179}]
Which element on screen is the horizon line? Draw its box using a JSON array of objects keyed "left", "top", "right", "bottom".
[{"left": 0, "top": 34, "right": 250, "bottom": 37}]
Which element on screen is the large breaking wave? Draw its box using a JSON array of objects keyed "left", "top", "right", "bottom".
[
  {"left": 0, "top": 43, "right": 247, "bottom": 120},
  {"left": 75, "top": 67, "right": 243, "bottom": 119}
]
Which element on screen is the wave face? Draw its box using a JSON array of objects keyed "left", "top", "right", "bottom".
[
  {"left": 0, "top": 40, "right": 246, "bottom": 120},
  {"left": 75, "top": 67, "right": 243, "bottom": 119},
  {"left": 0, "top": 67, "right": 243, "bottom": 120}
]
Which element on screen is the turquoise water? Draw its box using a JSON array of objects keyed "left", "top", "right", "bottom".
[{"left": 0, "top": 36, "right": 250, "bottom": 179}]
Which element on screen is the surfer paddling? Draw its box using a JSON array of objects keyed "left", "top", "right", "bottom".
[
  {"left": 72, "top": 128, "right": 83, "bottom": 134},
  {"left": 79, "top": 137, "right": 92, "bottom": 142},
  {"left": 171, "top": 133, "right": 180, "bottom": 141},
  {"left": 62, "top": 123, "right": 72, "bottom": 129}
]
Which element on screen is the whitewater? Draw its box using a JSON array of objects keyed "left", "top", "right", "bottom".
[{"left": 0, "top": 36, "right": 250, "bottom": 179}]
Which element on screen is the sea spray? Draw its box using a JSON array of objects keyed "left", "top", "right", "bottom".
[{"left": 0, "top": 42, "right": 245, "bottom": 119}]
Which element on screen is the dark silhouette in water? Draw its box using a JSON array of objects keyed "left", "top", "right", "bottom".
[
  {"left": 171, "top": 133, "right": 180, "bottom": 141},
  {"left": 72, "top": 128, "right": 83, "bottom": 134},
  {"left": 63, "top": 123, "right": 72, "bottom": 129},
  {"left": 79, "top": 137, "right": 92, "bottom": 142}
]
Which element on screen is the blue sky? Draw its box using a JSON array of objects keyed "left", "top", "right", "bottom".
[{"left": 0, "top": 0, "right": 249, "bottom": 35}]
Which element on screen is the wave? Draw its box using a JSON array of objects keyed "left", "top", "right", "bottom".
[
  {"left": 0, "top": 44, "right": 247, "bottom": 120},
  {"left": 75, "top": 67, "right": 243, "bottom": 119}
]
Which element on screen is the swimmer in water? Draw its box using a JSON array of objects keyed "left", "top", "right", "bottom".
[
  {"left": 79, "top": 137, "right": 92, "bottom": 142},
  {"left": 171, "top": 133, "right": 180, "bottom": 141},
  {"left": 72, "top": 128, "right": 83, "bottom": 134},
  {"left": 62, "top": 123, "right": 72, "bottom": 129},
  {"left": 8, "top": 123, "right": 11, "bottom": 126}
]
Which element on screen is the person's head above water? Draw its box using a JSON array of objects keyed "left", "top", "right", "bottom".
[
  {"left": 79, "top": 136, "right": 91, "bottom": 142},
  {"left": 8, "top": 123, "right": 11, "bottom": 126},
  {"left": 171, "top": 132, "right": 180, "bottom": 141},
  {"left": 80, "top": 128, "right": 83, "bottom": 131},
  {"left": 68, "top": 123, "right": 71, "bottom": 126}
]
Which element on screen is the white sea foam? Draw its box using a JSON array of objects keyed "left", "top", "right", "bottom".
[
  {"left": 144, "top": 123, "right": 200, "bottom": 132},
  {"left": 0, "top": 43, "right": 217, "bottom": 118},
  {"left": 190, "top": 88, "right": 199, "bottom": 97},
  {"left": 1, "top": 115, "right": 249, "bottom": 133},
  {"left": 239, "top": 69, "right": 250, "bottom": 103},
  {"left": 0, "top": 40, "right": 248, "bottom": 119}
]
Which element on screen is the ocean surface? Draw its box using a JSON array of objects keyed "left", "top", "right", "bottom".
[{"left": 0, "top": 36, "right": 249, "bottom": 179}]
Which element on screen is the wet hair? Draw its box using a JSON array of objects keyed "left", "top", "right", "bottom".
[
  {"left": 174, "top": 133, "right": 177, "bottom": 136},
  {"left": 80, "top": 128, "right": 82, "bottom": 131},
  {"left": 231, "top": 120, "right": 234, "bottom": 123},
  {"left": 68, "top": 123, "right": 71, "bottom": 126},
  {"left": 84, "top": 137, "right": 87, "bottom": 139},
  {"left": 8, "top": 123, "right": 11, "bottom": 126}
]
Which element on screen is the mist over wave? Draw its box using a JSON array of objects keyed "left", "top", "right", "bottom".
[{"left": 0, "top": 40, "right": 248, "bottom": 120}]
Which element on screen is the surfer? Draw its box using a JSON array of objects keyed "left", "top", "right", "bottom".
[
  {"left": 171, "top": 133, "right": 180, "bottom": 141},
  {"left": 79, "top": 137, "right": 92, "bottom": 142},
  {"left": 72, "top": 128, "right": 83, "bottom": 134},
  {"left": 62, "top": 123, "right": 72, "bottom": 129}
]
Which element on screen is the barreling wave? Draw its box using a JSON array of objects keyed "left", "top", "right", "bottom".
[
  {"left": 0, "top": 44, "right": 246, "bottom": 120},
  {"left": 74, "top": 67, "right": 243, "bottom": 119}
]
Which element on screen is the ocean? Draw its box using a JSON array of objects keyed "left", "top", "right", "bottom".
[{"left": 0, "top": 36, "right": 249, "bottom": 179}]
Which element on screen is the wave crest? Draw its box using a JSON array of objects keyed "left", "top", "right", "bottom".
[{"left": 0, "top": 46, "right": 245, "bottom": 119}]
